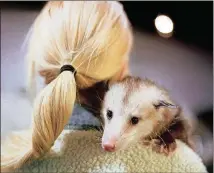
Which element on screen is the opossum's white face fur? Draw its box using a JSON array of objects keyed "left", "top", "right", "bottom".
[{"left": 101, "top": 77, "right": 179, "bottom": 152}]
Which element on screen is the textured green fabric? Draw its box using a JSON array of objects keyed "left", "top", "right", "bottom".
[{"left": 16, "top": 130, "right": 207, "bottom": 173}]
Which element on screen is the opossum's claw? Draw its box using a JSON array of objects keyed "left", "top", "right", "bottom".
[
  {"left": 142, "top": 138, "right": 177, "bottom": 156},
  {"left": 160, "top": 141, "right": 177, "bottom": 156}
]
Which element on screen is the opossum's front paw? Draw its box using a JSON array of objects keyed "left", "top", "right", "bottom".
[
  {"left": 157, "top": 140, "right": 177, "bottom": 156},
  {"left": 143, "top": 139, "right": 177, "bottom": 156}
]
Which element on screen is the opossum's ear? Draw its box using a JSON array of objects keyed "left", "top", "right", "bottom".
[
  {"left": 154, "top": 100, "right": 181, "bottom": 121},
  {"left": 154, "top": 100, "right": 178, "bottom": 109}
]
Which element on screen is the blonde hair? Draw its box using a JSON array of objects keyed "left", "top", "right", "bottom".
[{"left": 1, "top": 1, "right": 133, "bottom": 172}]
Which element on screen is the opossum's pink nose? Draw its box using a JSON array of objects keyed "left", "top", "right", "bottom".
[
  {"left": 102, "top": 143, "right": 115, "bottom": 152},
  {"left": 102, "top": 137, "right": 116, "bottom": 152}
]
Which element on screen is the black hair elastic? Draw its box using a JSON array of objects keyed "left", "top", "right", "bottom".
[{"left": 60, "top": 64, "right": 76, "bottom": 75}]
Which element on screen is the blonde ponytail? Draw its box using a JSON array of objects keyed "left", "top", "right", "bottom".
[
  {"left": 2, "top": 71, "right": 76, "bottom": 171},
  {"left": 1, "top": 1, "right": 133, "bottom": 172}
]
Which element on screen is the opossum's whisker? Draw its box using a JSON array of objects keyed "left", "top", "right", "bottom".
[
  {"left": 161, "top": 126, "right": 171, "bottom": 134},
  {"left": 95, "top": 91, "right": 104, "bottom": 103},
  {"left": 119, "top": 132, "right": 138, "bottom": 142},
  {"left": 82, "top": 102, "right": 101, "bottom": 112},
  {"left": 120, "top": 124, "right": 155, "bottom": 142},
  {"left": 156, "top": 134, "right": 167, "bottom": 147},
  {"left": 120, "top": 104, "right": 141, "bottom": 138},
  {"left": 99, "top": 120, "right": 104, "bottom": 127},
  {"left": 83, "top": 105, "right": 100, "bottom": 113},
  {"left": 83, "top": 104, "right": 98, "bottom": 110},
  {"left": 86, "top": 108, "right": 100, "bottom": 114},
  {"left": 120, "top": 124, "right": 131, "bottom": 139},
  {"left": 131, "top": 103, "right": 140, "bottom": 113},
  {"left": 120, "top": 130, "right": 141, "bottom": 141},
  {"left": 97, "top": 126, "right": 103, "bottom": 133},
  {"left": 96, "top": 96, "right": 104, "bottom": 103}
]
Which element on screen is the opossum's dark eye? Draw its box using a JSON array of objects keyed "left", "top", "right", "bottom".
[
  {"left": 131, "top": 117, "right": 139, "bottom": 125},
  {"left": 107, "top": 110, "right": 113, "bottom": 120}
]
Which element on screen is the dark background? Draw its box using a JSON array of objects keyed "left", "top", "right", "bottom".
[{"left": 1, "top": 1, "right": 213, "bottom": 53}]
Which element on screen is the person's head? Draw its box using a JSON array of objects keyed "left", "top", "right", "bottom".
[
  {"left": 1, "top": 1, "right": 133, "bottom": 172},
  {"left": 101, "top": 76, "right": 180, "bottom": 152}
]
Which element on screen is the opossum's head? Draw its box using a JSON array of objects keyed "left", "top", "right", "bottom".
[{"left": 101, "top": 76, "right": 180, "bottom": 152}]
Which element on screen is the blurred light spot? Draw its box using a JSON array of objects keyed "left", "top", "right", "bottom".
[{"left": 155, "top": 15, "right": 174, "bottom": 38}]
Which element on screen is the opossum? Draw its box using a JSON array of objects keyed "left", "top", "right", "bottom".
[{"left": 100, "top": 76, "right": 194, "bottom": 155}]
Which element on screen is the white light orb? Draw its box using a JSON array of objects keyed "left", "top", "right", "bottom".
[{"left": 155, "top": 15, "right": 174, "bottom": 36}]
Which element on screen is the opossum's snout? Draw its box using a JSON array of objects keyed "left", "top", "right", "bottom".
[
  {"left": 101, "top": 121, "right": 138, "bottom": 152},
  {"left": 101, "top": 120, "right": 122, "bottom": 152},
  {"left": 101, "top": 110, "right": 137, "bottom": 152},
  {"left": 101, "top": 110, "right": 128, "bottom": 152}
]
